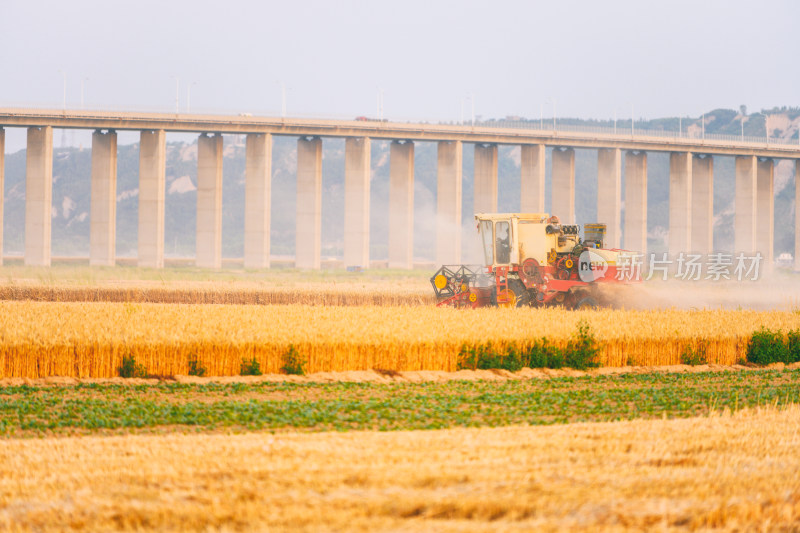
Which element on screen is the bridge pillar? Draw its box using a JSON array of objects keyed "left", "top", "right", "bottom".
[
  {"left": 669, "top": 152, "right": 692, "bottom": 256},
  {"left": 138, "top": 129, "right": 166, "bottom": 268},
  {"left": 0, "top": 128, "right": 4, "bottom": 266},
  {"left": 624, "top": 151, "right": 647, "bottom": 254},
  {"left": 244, "top": 133, "right": 272, "bottom": 269},
  {"left": 520, "top": 144, "right": 545, "bottom": 213},
  {"left": 551, "top": 147, "right": 575, "bottom": 223},
  {"left": 756, "top": 158, "right": 774, "bottom": 268},
  {"left": 474, "top": 144, "right": 498, "bottom": 214},
  {"left": 691, "top": 155, "right": 713, "bottom": 255},
  {"left": 734, "top": 155, "right": 757, "bottom": 254},
  {"left": 436, "top": 140, "right": 462, "bottom": 265},
  {"left": 597, "top": 148, "right": 621, "bottom": 249},
  {"left": 389, "top": 140, "right": 414, "bottom": 269},
  {"left": 795, "top": 161, "right": 800, "bottom": 271},
  {"left": 25, "top": 126, "right": 53, "bottom": 266},
  {"left": 196, "top": 133, "right": 223, "bottom": 269},
  {"left": 344, "top": 137, "right": 371, "bottom": 269},
  {"left": 90, "top": 130, "right": 117, "bottom": 266},
  {"left": 296, "top": 137, "right": 322, "bottom": 269}
]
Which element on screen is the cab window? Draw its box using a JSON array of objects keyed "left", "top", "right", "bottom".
[
  {"left": 495, "top": 221, "right": 511, "bottom": 264},
  {"left": 480, "top": 220, "right": 493, "bottom": 264}
]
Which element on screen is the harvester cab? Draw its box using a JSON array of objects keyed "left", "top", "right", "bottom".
[{"left": 431, "top": 213, "right": 639, "bottom": 309}]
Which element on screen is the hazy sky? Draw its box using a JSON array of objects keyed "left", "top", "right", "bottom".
[{"left": 3, "top": 0, "right": 799, "bottom": 124}]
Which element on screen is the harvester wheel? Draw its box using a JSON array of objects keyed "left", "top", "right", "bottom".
[
  {"left": 574, "top": 296, "right": 598, "bottom": 310},
  {"left": 508, "top": 279, "right": 532, "bottom": 308}
]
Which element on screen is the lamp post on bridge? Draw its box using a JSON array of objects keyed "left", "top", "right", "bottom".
[
  {"left": 470, "top": 93, "right": 475, "bottom": 126},
  {"left": 546, "top": 97, "right": 556, "bottom": 131},
  {"left": 752, "top": 112, "right": 767, "bottom": 143},
  {"left": 376, "top": 88, "right": 384, "bottom": 121},
  {"left": 187, "top": 81, "right": 197, "bottom": 113},
  {"left": 172, "top": 76, "right": 180, "bottom": 114},
  {"left": 80, "top": 78, "right": 88, "bottom": 110},
  {"left": 58, "top": 70, "right": 66, "bottom": 111},
  {"left": 277, "top": 81, "right": 287, "bottom": 118},
  {"left": 463, "top": 94, "right": 475, "bottom": 126},
  {"left": 540, "top": 102, "right": 544, "bottom": 130}
]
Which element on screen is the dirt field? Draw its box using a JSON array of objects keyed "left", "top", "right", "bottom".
[{"left": 1, "top": 406, "right": 799, "bottom": 531}]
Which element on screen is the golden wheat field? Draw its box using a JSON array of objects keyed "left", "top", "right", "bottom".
[
  {"left": 2, "top": 300, "right": 800, "bottom": 378},
  {"left": 1, "top": 406, "right": 798, "bottom": 531}
]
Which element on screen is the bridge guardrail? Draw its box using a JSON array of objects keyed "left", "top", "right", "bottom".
[
  {"left": 2, "top": 104, "right": 799, "bottom": 148},
  {"left": 458, "top": 119, "right": 800, "bottom": 147}
]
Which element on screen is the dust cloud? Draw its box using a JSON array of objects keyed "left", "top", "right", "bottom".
[{"left": 604, "top": 271, "right": 800, "bottom": 311}]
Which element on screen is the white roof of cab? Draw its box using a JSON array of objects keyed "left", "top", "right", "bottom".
[{"left": 474, "top": 213, "right": 551, "bottom": 223}]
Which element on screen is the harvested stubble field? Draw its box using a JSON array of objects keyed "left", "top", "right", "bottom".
[
  {"left": 0, "top": 265, "right": 434, "bottom": 305},
  {"left": 2, "top": 404, "right": 800, "bottom": 531},
  {"left": 2, "top": 301, "right": 800, "bottom": 378},
  {"left": 4, "top": 265, "right": 800, "bottom": 310},
  {"left": 0, "top": 282, "right": 433, "bottom": 306},
  {"left": 1, "top": 368, "right": 798, "bottom": 437}
]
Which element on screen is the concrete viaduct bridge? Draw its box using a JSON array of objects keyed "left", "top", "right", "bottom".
[{"left": 1, "top": 108, "right": 799, "bottom": 270}]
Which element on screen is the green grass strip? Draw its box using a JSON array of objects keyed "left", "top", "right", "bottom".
[{"left": 1, "top": 369, "right": 799, "bottom": 437}]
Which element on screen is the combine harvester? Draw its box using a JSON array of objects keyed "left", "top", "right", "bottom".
[{"left": 431, "top": 213, "right": 640, "bottom": 309}]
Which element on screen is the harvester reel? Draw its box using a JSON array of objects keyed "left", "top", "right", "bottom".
[{"left": 430, "top": 265, "right": 487, "bottom": 299}]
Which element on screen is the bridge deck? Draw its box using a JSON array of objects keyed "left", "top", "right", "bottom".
[{"left": 1, "top": 108, "right": 799, "bottom": 159}]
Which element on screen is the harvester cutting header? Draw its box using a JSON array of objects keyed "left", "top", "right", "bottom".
[{"left": 431, "top": 213, "right": 640, "bottom": 309}]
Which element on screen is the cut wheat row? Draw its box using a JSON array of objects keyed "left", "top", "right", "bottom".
[{"left": 1, "top": 302, "right": 798, "bottom": 378}]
